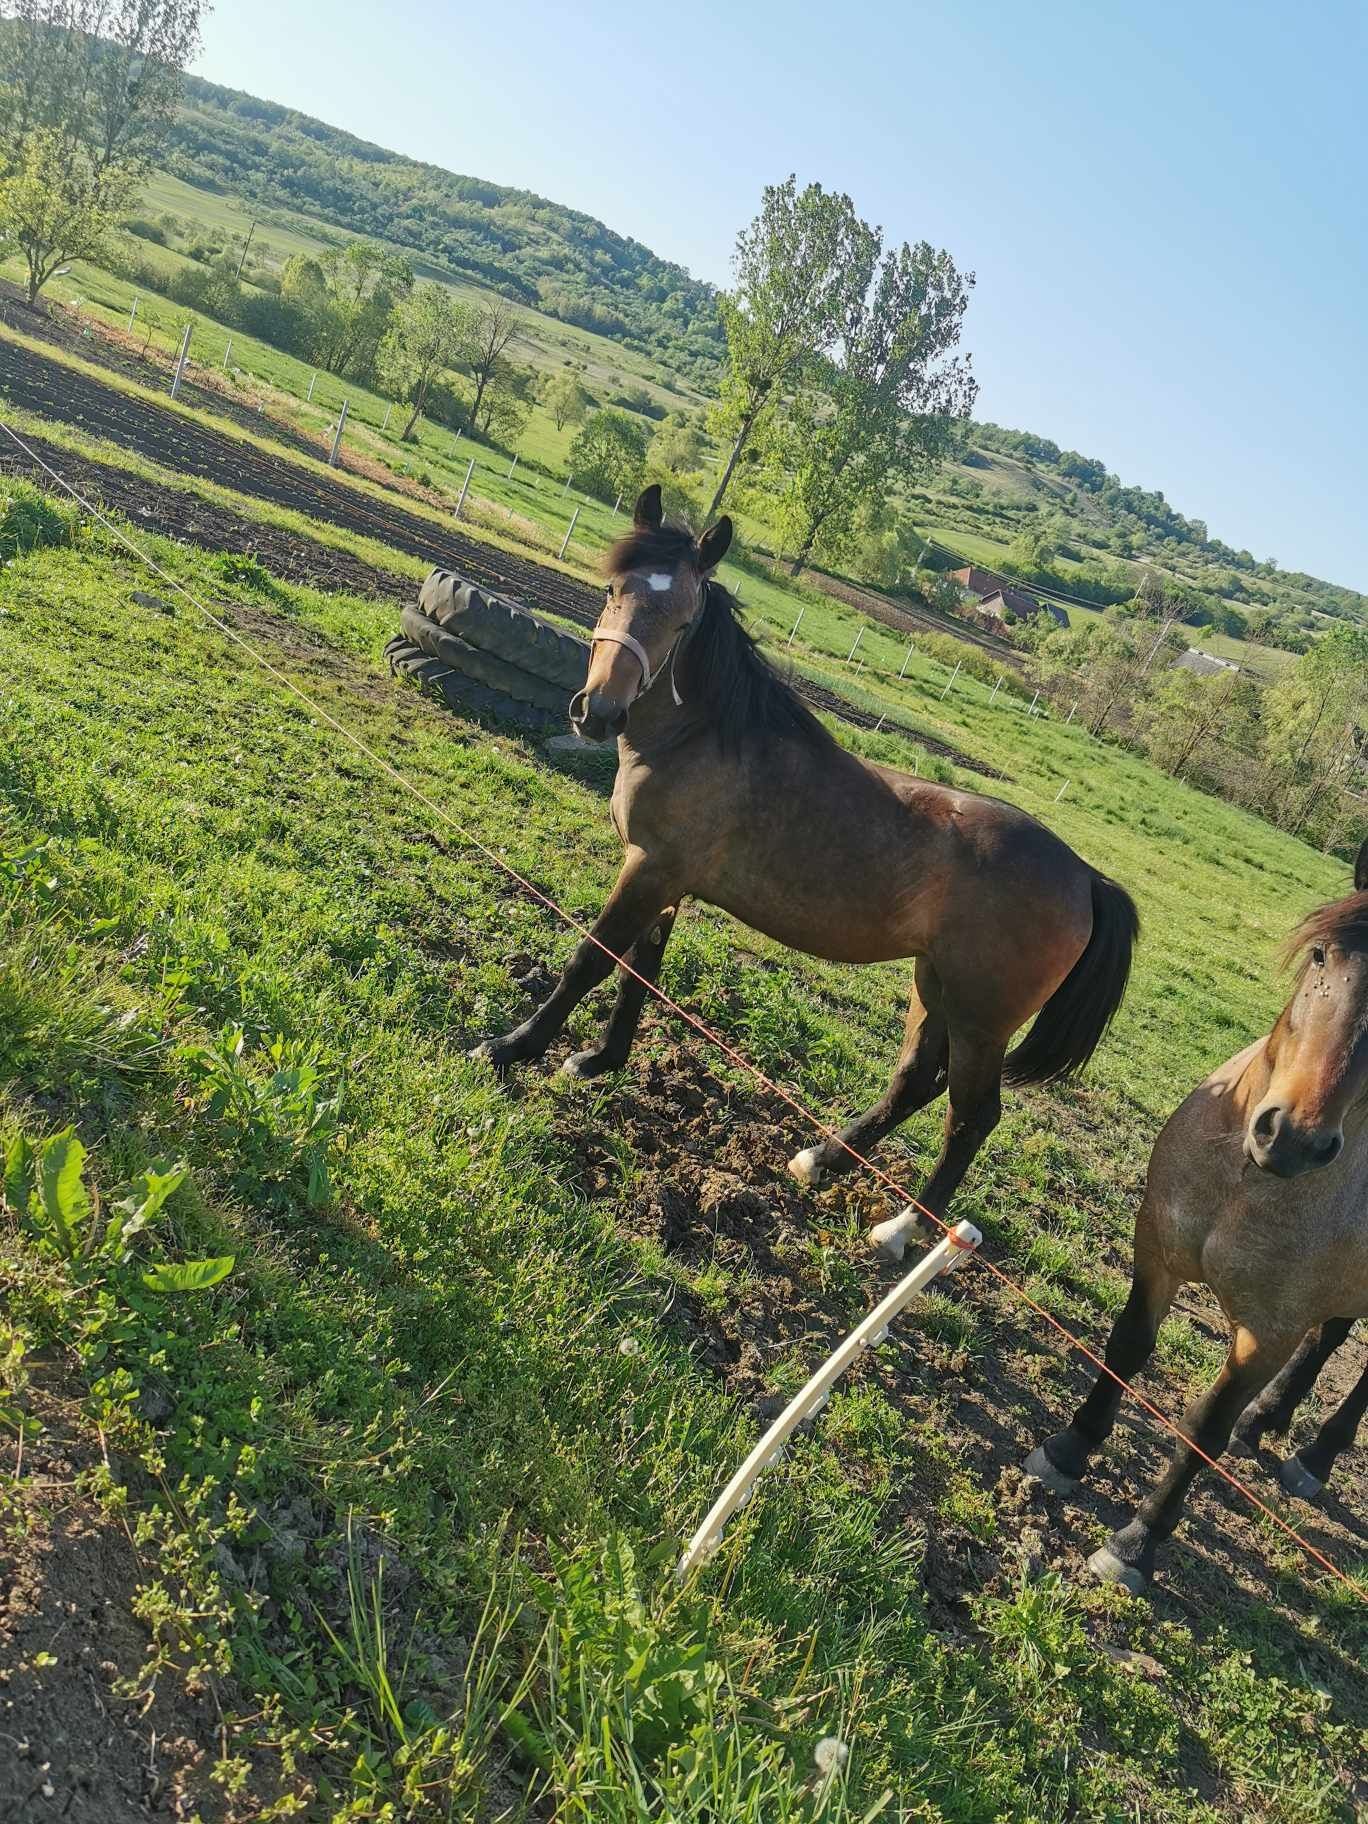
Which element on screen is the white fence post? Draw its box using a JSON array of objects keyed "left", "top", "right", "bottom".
[
  {"left": 382, "top": 404, "right": 392, "bottom": 433},
  {"left": 328, "top": 398, "right": 349, "bottom": 467},
  {"left": 558, "top": 505, "right": 581, "bottom": 561},
  {"left": 939, "top": 659, "right": 962, "bottom": 700},
  {"left": 786, "top": 606, "right": 805, "bottom": 648},
  {"left": 1055, "top": 779, "right": 1071, "bottom": 801},
  {"left": 127, "top": 295, "right": 138, "bottom": 331},
  {"left": 507, "top": 453, "right": 518, "bottom": 480},
  {"left": 898, "top": 638, "right": 915, "bottom": 679},
  {"left": 676, "top": 1219, "right": 981, "bottom": 1581},
  {"left": 169, "top": 322, "right": 192, "bottom": 401},
  {"left": 1028, "top": 689, "right": 1041, "bottom": 717},
  {"left": 221, "top": 339, "right": 232, "bottom": 370},
  {"left": 845, "top": 627, "right": 865, "bottom": 665},
  {"left": 989, "top": 676, "right": 1003, "bottom": 702},
  {"left": 454, "top": 456, "right": 475, "bottom": 520},
  {"left": 306, "top": 371, "right": 317, "bottom": 403}
]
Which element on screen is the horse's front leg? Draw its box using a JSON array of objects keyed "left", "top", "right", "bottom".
[
  {"left": 1229, "top": 1318, "right": 1352, "bottom": 1459},
  {"left": 561, "top": 907, "right": 677, "bottom": 1080},
  {"left": 471, "top": 855, "right": 675, "bottom": 1070}
]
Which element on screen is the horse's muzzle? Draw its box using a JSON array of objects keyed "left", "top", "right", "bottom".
[
  {"left": 568, "top": 687, "right": 627, "bottom": 742},
  {"left": 1245, "top": 1101, "right": 1344, "bottom": 1178}
]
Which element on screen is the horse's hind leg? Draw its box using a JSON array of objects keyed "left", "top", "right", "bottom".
[
  {"left": 1089, "top": 1324, "right": 1296, "bottom": 1593},
  {"left": 1281, "top": 1346, "right": 1368, "bottom": 1500},
  {"left": 788, "top": 962, "right": 948, "bottom": 1191},
  {"left": 471, "top": 857, "right": 675, "bottom": 1070},
  {"left": 866, "top": 1027, "right": 1006, "bottom": 1260},
  {"left": 1025, "top": 1221, "right": 1179, "bottom": 1492},
  {"left": 1230, "top": 1318, "right": 1353, "bottom": 1459},
  {"left": 561, "top": 908, "right": 677, "bottom": 1080}
]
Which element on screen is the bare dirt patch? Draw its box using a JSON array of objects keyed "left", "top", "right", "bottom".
[{"left": 0, "top": 1372, "right": 309, "bottom": 1821}]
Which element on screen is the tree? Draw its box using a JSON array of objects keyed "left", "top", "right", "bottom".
[
  {"left": 0, "top": 0, "right": 202, "bottom": 302},
  {"left": 0, "top": 129, "right": 130, "bottom": 303},
  {"left": 649, "top": 411, "right": 708, "bottom": 476},
  {"left": 380, "top": 284, "right": 474, "bottom": 440},
  {"left": 567, "top": 409, "right": 649, "bottom": 506},
  {"left": 759, "top": 235, "right": 976, "bottom": 575},
  {"left": 315, "top": 242, "right": 413, "bottom": 378},
  {"left": 464, "top": 298, "right": 520, "bottom": 437},
  {"left": 708, "top": 175, "right": 871, "bottom": 515},
  {"left": 0, "top": 1, "right": 202, "bottom": 178},
  {"left": 1263, "top": 628, "right": 1368, "bottom": 835},
  {"left": 543, "top": 368, "right": 592, "bottom": 433},
  {"left": 474, "top": 359, "right": 534, "bottom": 444}
]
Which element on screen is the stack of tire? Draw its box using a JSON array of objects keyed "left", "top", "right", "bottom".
[{"left": 386, "top": 567, "right": 589, "bottom": 735}]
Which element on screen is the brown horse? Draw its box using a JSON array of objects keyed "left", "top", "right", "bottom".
[
  {"left": 474, "top": 487, "right": 1138, "bottom": 1245},
  {"left": 1026, "top": 842, "right": 1368, "bottom": 1592}
]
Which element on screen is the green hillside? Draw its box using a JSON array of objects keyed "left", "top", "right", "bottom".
[{"left": 166, "top": 73, "right": 726, "bottom": 384}]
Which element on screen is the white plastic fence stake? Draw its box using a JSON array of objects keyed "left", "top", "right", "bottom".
[
  {"left": 874, "top": 713, "right": 886, "bottom": 732},
  {"left": 507, "top": 453, "right": 518, "bottom": 480},
  {"left": 169, "top": 322, "right": 192, "bottom": 401},
  {"left": 939, "top": 659, "right": 962, "bottom": 700},
  {"left": 989, "top": 676, "right": 1002, "bottom": 702},
  {"left": 1055, "top": 779, "right": 1071, "bottom": 801},
  {"left": 328, "top": 398, "right": 349, "bottom": 468},
  {"left": 306, "top": 371, "right": 317, "bottom": 403},
  {"left": 613, "top": 491, "right": 622, "bottom": 514},
  {"left": 454, "top": 456, "right": 475, "bottom": 520},
  {"left": 676, "top": 1219, "right": 981, "bottom": 1582},
  {"left": 786, "top": 607, "right": 805, "bottom": 647},
  {"left": 845, "top": 627, "right": 865, "bottom": 664},
  {"left": 127, "top": 296, "right": 138, "bottom": 331},
  {"left": 1066, "top": 703, "right": 1077, "bottom": 724},
  {"left": 558, "top": 505, "right": 581, "bottom": 561},
  {"left": 382, "top": 404, "right": 392, "bottom": 433},
  {"left": 899, "top": 639, "right": 915, "bottom": 679},
  {"left": 1029, "top": 689, "right": 1041, "bottom": 717},
  {"left": 563, "top": 475, "right": 572, "bottom": 494}
]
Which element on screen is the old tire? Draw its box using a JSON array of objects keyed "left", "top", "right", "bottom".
[
  {"left": 385, "top": 636, "right": 563, "bottom": 734},
  {"left": 399, "top": 605, "right": 571, "bottom": 716},
  {"left": 418, "top": 568, "right": 589, "bottom": 691}
]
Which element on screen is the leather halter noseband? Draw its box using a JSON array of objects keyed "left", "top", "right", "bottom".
[{"left": 590, "top": 578, "right": 708, "bottom": 709}]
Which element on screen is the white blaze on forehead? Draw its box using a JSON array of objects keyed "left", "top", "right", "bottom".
[{"left": 647, "top": 572, "right": 673, "bottom": 592}]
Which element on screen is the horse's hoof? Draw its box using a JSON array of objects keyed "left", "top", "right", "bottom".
[
  {"left": 867, "top": 1214, "right": 911, "bottom": 1262},
  {"left": 560, "top": 1049, "right": 617, "bottom": 1080},
  {"left": 468, "top": 1041, "right": 496, "bottom": 1064},
  {"left": 1278, "top": 1453, "right": 1324, "bottom": 1502},
  {"left": 788, "top": 1146, "right": 825, "bottom": 1188},
  {"left": 1023, "top": 1444, "right": 1081, "bottom": 1497},
  {"left": 1227, "top": 1431, "right": 1259, "bottom": 1460},
  {"left": 1086, "top": 1545, "right": 1150, "bottom": 1595}
]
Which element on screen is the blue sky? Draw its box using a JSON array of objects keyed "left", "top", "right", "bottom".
[{"left": 195, "top": 0, "right": 1366, "bottom": 589}]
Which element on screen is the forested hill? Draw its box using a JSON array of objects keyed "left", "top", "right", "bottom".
[{"left": 166, "top": 74, "right": 726, "bottom": 383}]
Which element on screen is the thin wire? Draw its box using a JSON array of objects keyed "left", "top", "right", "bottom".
[{"left": 4, "top": 415, "right": 1361, "bottom": 1601}]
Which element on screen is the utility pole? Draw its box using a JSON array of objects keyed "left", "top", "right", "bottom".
[{"left": 234, "top": 220, "right": 258, "bottom": 282}]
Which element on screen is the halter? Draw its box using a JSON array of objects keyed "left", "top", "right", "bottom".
[{"left": 590, "top": 578, "right": 708, "bottom": 709}]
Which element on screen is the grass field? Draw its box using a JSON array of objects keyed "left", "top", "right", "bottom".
[{"left": 2, "top": 361, "right": 1367, "bottom": 1819}]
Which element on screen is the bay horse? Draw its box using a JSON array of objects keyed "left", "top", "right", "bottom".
[
  {"left": 1026, "top": 840, "right": 1368, "bottom": 1592},
  {"left": 473, "top": 487, "right": 1139, "bottom": 1245}
]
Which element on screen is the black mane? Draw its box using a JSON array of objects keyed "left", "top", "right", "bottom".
[{"left": 603, "top": 520, "right": 830, "bottom": 753}]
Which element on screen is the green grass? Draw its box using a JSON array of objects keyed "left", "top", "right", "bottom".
[{"left": 1, "top": 465, "right": 1365, "bottom": 1820}]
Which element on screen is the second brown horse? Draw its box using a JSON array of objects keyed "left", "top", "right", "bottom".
[{"left": 475, "top": 488, "right": 1139, "bottom": 1246}]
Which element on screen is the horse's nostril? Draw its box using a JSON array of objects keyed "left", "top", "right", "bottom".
[
  {"left": 1253, "top": 1105, "right": 1280, "bottom": 1143},
  {"left": 1315, "top": 1131, "right": 1343, "bottom": 1163}
]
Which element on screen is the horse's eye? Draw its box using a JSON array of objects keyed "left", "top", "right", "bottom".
[{"left": 1311, "top": 945, "right": 1327, "bottom": 967}]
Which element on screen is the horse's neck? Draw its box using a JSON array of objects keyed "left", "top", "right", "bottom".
[{"left": 618, "top": 675, "right": 715, "bottom": 756}]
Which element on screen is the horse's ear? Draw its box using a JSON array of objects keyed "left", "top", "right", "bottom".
[
  {"left": 697, "top": 516, "right": 732, "bottom": 572},
  {"left": 1354, "top": 835, "right": 1368, "bottom": 893},
  {"left": 633, "top": 485, "right": 663, "bottom": 531}
]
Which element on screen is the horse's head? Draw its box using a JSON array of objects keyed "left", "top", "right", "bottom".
[
  {"left": 1246, "top": 839, "right": 1368, "bottom": 1178},
  {"left": 569, "top": 485, "right": 732, "bottom": 741}
]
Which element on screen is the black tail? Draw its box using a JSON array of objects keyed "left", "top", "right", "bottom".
[{"left": 1004, "top": 871, "right": 1139, "bottom": 1086}]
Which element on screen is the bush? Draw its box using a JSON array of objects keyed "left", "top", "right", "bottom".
[{"left": 124, "top": 217, "right": 167, "bottom": 245}]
